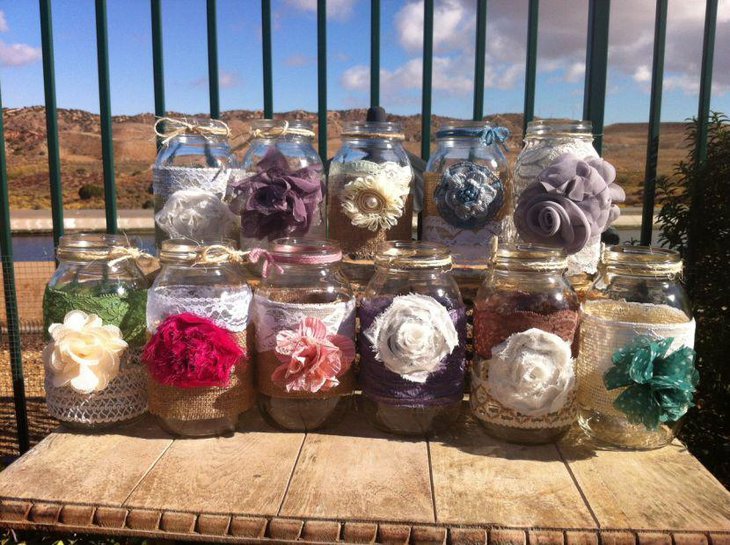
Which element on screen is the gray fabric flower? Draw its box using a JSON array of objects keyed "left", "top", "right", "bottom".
[{"left": 514, "top": 153, "right": 625, "bottom": 254}]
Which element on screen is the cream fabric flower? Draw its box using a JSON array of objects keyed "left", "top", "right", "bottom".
[
  {"left": 155, "top": 188, "right": 238, "bottom": 240},
  {"left": 340, "top": 174, "right": 408, "bottom": 231},
  {"left": 487, "top": 328, "right": 574, "bottom": 416},
  {"left": 43, "top": 310, "right": 128, "bottom": 395},
  {"left": 365, "top": 294, "right": 458, "bottom": 383}
]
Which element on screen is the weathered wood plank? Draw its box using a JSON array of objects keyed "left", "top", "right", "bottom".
[
  {"left": 559, "top": 439, "right": 730, "bottom": 531},
  {"left": 279, "top": 409, "right": 434, "bottom": 523},
  {"left": 0, "top": 417, "right": 172, "bottom": 505},
  {"left": 430, "top": 418, "right": 596, "bottom": 527},
  {"left": 124, "top": 411, "right": 303, "bottom": 516}
]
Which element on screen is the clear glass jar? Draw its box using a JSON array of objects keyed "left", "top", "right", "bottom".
[
  {"left": 328, "top": 121, "right": 413, "bottom": 282},
  {"left": 252, "top": 238, "right": 355, "bottom": 431},
  {"left": 359, "top": 241, "right": 467, "bottom": 435},
  {"left": 232, "top": 120, "right": 326, "bottom": 253},
  {"left": 471, "top": 244, "right": 580, "bottom": 444},
  {"left": 578, "top": 246, "right": 696, "bottom": 450},
  {"left": 43, "top": 233, "right": 149, "bottom": 430},
  {"left": 144, "top": 240, "right": 255, "bottom": 437},
  {"left": 422, "top": 123, "right": 511, "bottom": 280},
  {"left": 152, "top": 118, "right": 238, "bottom": 248},
  {"left": 510, "top": 120, "right": 600, "bottom": 280}
]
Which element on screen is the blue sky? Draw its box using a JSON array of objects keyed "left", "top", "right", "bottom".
[{"left": 0, "top": 0, "right": 728, "bottom": 124}]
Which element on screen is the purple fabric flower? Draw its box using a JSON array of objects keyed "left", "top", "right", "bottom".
[
  {"left": 230, "top": 148, "right": 324, "bottom": 240},
  {"left": 514, "top": 153, "right": 625, "bottom": 254}
]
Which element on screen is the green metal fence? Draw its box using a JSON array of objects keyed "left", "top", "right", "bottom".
[{"left": 0, "top": 0, "right": 720, "bottom": 455}]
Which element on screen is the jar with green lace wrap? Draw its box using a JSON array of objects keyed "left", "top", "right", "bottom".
[{"left": 42, "top": 234, "right": 149, "bottom": 430}]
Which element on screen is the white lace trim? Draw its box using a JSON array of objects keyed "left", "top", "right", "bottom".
[
  {"left": 330, "top": 160, "right": 412, "bottom": 189},
  {"left": 147, "top": 285, "right": 253, "bottom": 333},
  {"left": 251, "top": 294, "right": 356, "bottom": 353},
  {"left": 422, "top": 216, "right": 501, "bottom": 264},
  {"left": 567, "top": 238, "right": 602, "bottom": 275},
  {"left": 153, "top": 165, "right": 232, "bottom": 201}
]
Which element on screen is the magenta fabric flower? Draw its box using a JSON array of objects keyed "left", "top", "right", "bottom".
[
  {"left": 142, "top": 312, "right": 245, "bottom": 389},
  {"left": 230, "top": 148, "right": 323, "bottom": 240},
  {"left": 272, "top": 316, "right": 356, "bottom": 393},
  {"left": 514, "top": 153, "right": 625, "bottom": 254}
]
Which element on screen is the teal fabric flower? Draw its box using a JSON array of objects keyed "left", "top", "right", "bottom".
[{"left": 603, "top": 336, "right": 698, "bottom": 430}]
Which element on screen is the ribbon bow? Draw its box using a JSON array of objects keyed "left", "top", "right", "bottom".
[
  {"left": 479, "top": 126, "right": 510, "bottom": 152},
  {"left": 194, "top": 245, "right": 248, "bottom": 266},
  {"left": 107, "top": 246, "right": 155, "bottom": 267},
  {"left": 248, "top": 248, "right": 284, "bottom": 278},
  {"left": 154, "top": 117, "right": 231, "bottom": 146}
]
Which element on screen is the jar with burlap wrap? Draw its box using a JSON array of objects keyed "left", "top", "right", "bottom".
[
  {"left": 577, "top": 246, "right": 697, "bottom": 450},
  {"left": 42, "top": 234, "right": 149, "bottom": 431},
  {"left": 153, "top": 117, "right": 238, "bottom": 248},
  {"left": 328, "top": 120, "right": 413, "bottom": 282},
  {"left": 471, "top": 244, "right": 580, "bottom": 444},
  {"left": 143, "top": 240, "right": 255, "bottom": 437},
  {"left": 359, "top": 241, "right": 467, "bottom": 435},
  {"left": 422, "top": 123, "right": 510, "bottom": 278},
  {"left": 250, "top": 239, "right": 356, "bottom": 431}
]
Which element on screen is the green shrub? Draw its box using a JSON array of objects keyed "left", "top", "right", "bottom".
[{"left": 78, "top": 184, "right": 104, "bottom": 200}]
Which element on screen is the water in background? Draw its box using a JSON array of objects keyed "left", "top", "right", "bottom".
[{"left": 11, "top": 233, "right": 157, "bottom": 261}]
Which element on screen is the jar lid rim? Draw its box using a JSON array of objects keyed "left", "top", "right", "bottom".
[
  {"left": 375, "top": 241, "right": 452, "bottom": 269},
  {"left": 526, "top": 119, "right": 593, "bottom": 136},
  {"left": 269, "top": 237, "right": 342, "bottom": 263},
  {"left": 493, "top": 243, "right": 568, "bottom": 271},
  {"left": 601, "top": 245, "right": 683, "bottom": 275}
]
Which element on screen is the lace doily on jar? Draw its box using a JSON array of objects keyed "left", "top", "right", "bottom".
[
  {"left": 330, "top": 160, "right": 412, "bottom": 188},
  {"left": 154, "top": 188, "right": 239, "bottom": 241},
  {"left": 577, "top": 300, "right": 696, "bottom": 420},
  {"left": 422, "top": 216, "right": 501, "bottom": 264},
  {"left": 147, "top": 285, "right": 253, "bottom": 333},
  {"left": 251, "top": 294, "right": 356, "bottom": 353},
  {"left": 153, "top": 165, "right": 232, "bottom": 201},
  {"left": 45, "top": 363, "right": 147, "bottom": 426}
]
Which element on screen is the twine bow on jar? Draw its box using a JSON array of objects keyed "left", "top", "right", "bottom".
[
  {"left": 194, "top": 245, "right": 249, "bottom": 266},
  {"left": 154, "top": 117, "right": 231, "bottom": 146}
]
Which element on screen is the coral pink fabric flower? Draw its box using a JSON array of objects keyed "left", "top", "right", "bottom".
[
  {"left": 142, "top": 312, "right": 245, "bottom": 389},
  {"left": 272, "top": 316, "right": 356, "bottom": 393}
]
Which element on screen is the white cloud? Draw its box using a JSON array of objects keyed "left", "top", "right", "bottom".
[
  {"left": 191, "top": 70, "right": 240, "bottom": 89},
  {"left": 284, "top": 0, "right": 358, "bottom": 21},
  {"left": 0, "top": 40, "right": 41, "bottom": 67},
  {"left": 0, "top": 11, "right": 9, "bottom": 33}
]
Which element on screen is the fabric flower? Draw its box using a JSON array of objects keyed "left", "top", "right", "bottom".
[
  {"left": 434, "top": 162, "right": 505, "bottom": 229},
  {"left": 364, "top": 294, "right": 459, "bottom": 383},
  {"left": 604, "top": 336, "right": 698, "bottom": 430},
  {"left": 272, "top": 316, "right": 356, "bottom": 393},
  {"left": 142, "top": 312, "right": 244, "bottom": 389},
  {"left": 514, "top": 153, "right": 625, "bottom": 254},
  {"left": 155, "top": 188, "right": 238, "bottom": 241},
  {"left": 229, "top": 148, "right": 323, "bottom": 240},
  {"left": 340, "top": 173, "right": 408, "bottom": 231},
  {"left": 486, "top": 328, "right": 574, "bottom": 416},
  {"left": 43, "top": 310, "right": 127, "bottom": 395}
]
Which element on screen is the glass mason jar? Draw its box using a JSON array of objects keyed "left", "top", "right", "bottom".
[
  {"left": 152, "top": 117, "right": 238, "bottom": 248},
  {"left": 471, "top": 244, "right": 580, "bottom": 444},
  {"left": 42, "top": 233, "right": 149, "bottom": 430},
  {"left": 577, "top": 246, "right": 696, "bottom": 450},
  {"left": 328, "top": 121, "right": 413, "bottom": 283},
  {"left": 144, "top": 240, "right": 255, "bottom": 437},
  {"left": 359, "top": 241, "right": 467, "bottom": 435},
  {"left": 252, "top": 238, "right": 355, "bottom": 431},
  {"left": 231, "top": 120, "right": 326, "bottom": 254},
  {"left": 422, "top": 123, "right": 510, "bottom": 280},
  {"left": 510, "top": 120, "right": 600, "bottom": 281}
]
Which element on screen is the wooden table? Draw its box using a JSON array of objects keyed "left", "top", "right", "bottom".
[{"left": 0, "top": 404, "right": 728, "bottom": 545}]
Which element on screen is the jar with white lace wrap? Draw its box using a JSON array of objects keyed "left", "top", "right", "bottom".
[
  {"left": 328, "top": 121, "right": 413, "bottom": 282},
  {"left": 422, "top": 122, "right": 511, "bottom": 278},
  {"left": 144, "top": 240, "right": 255, "bottom": 437},
  {"left": 152, "top": 118, "right": 238, "bottom": 248},
  {"left": 471, "top": 244, "right": 580, "bottom": 444},
  {"left": 42, "top": 234, "right": 149, "bottom": 431},
  {"left": 578, "top": 246, "right": 697, "bottom": 450},
  {"left": 250, "top": 238, "right": 356, "bottom": 431},
  {"left": 509, "top": 120, "right": 601, "bottom": 280}
]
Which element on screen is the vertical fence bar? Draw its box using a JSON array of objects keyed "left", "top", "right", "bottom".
[
  {"left": 582, "top": 0, "right": 611, "bottom": 154},
  {"left": 207, "top": 0, "right": 220, "bottom": 119},
  {"left": 317, "top": 0, "right": 327, "bottom": 160},
  {"left": 639, "top": 0, "right": 667, "bottom": 246},
  {"left": 261, "top": 0, "right": 273, "bottom": 118},
  {"left": 421, "top": 0, "right": 434, "bottom": 160},
  {"left": 0, "top": 84, "right": 31, "bottom": 454},
  {"left": 522, "top": 0, "right": 539, "bottom": 136},
  {"left": 39, "top": 0, "right": 64, "bottom": 248},
  {"left": 472, "top": 0, "right": 487, "bottom": 121},
  {"left": 151, "top": 0, "right": 165, "bottom": 148},
  {"left": 95, "top": 0, "right": 118, "bottom": 233},
  {"left": 370, "top": 0, "right": 380, "bottom": 108}
]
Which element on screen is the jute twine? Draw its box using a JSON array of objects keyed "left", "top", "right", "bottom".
[
  {"left": 154, "top": 117, "right": 231, "bottom": 146},
  {"left": 193, "top": 245, "right": 249, "bottom": 266},
  {"left": 255, "top": 350, "right": 355, "bottom": 399},
  {"left": 57, "top": 246, "right": 155, "bottom": 267}
]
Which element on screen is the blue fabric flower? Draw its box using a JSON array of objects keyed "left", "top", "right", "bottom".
[
  {"left": 603, "top": 336, "right": 698, "bottom": 430},
  {"left": 434, "top": 162, "right": 505, "bottom": 229}
]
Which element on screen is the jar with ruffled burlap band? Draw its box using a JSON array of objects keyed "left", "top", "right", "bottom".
[
  {"left": 143, "top": 240, "right": 255, "bottom": 437},
  {"left": 249, "top": 239, "right": 356, "bottom": 432}
]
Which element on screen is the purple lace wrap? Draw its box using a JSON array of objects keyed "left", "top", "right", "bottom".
[{"left": 358, "top": 296, "right": 467, "bottom": 408}]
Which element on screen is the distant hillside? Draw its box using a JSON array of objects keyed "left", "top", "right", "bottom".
[{"left": 1, "top": 107, "right": 688, "bottom": 209}]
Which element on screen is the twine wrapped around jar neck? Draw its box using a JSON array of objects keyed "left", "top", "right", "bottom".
[
  {"left": 599, "top": 245, "right": 684, "bottom": 279},
  {"left": 58, "top": 245, "right": 154, "bottom": 267},
  {"left": 154, "top": 117, "right": 231, "bottom": 146}
]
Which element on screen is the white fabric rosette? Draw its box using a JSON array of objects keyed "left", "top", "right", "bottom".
[
  {"left": 364, "top": 294, "right": 458, "bottom": 383},
  {"left": 155, "top": 188, "right": 238, "bottom": 240}
]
